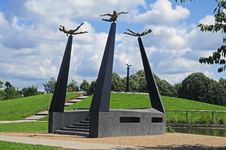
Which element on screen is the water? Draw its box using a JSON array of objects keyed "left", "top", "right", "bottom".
[{"left": 172, "top": 127, "right": 226, "bottom": 137}]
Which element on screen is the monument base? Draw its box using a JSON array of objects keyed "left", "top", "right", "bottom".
[
  {"left": 48, "top": 110, "right": 89, "bottom": 133},
  {"left": 89, "top": 108, "right": 166, "bottom": 138}
]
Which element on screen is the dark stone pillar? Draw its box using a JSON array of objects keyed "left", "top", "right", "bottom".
[
  {"left": 126, "top": 66, "right": 130, "bottom": 92},
  {"left": 138, "top": 37, "right": 165, "bottom": 113},
  {"left": 89, "top": 23, "right": 116, "bottom": 112},
  {"left": 49, "top": 35, "right": 73, "bottom": 113}
]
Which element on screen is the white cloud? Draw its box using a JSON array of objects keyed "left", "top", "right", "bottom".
[
  {"left": 0, "top": 0, "right": 223, "bottom": 90},
  {"left": 199, "top": 15, "right": 215, "bottom": 25},
  {"left": 133, "top": 0, "right": 190, "bottom": 25}
]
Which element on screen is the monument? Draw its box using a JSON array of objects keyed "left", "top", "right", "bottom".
[
  {"left": 89, "top": 11, "right": 166, "bottom": 137},
  {"left": 49, "top": 11, "right": 166, "bottom": 138},
  {"left": 48, "top": 23, "right": 88, "bottom": 133}
]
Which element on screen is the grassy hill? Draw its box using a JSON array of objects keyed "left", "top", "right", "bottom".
[
  {"left": 65, "top": 93, "right": 226, "bottom": 124},
  {"left": 66, "top": 93, "right": 226, "bottom": 110},
  {"left": 0, "top": 92, "right": 82, "bottom": 121},
  {"left": 1, "top": 92, "right": 226, "bottom": 124}
]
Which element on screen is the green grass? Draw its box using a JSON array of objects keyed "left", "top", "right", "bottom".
[
  {"left": 65, "top": 93, "right": 226, "bottom": 124},
  {"left": 65, "top": 93, "right": 226, "bottom": 110},
  {"left": 0, "top": 122, "right": 48, "bottom": 132},
  {"left": 0, "top": 92, "right": 82, "bottom": 121},
  {"left": 0, "top": 140, "right": 61, "bottom": 150}
]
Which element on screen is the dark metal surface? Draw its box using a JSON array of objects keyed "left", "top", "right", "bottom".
[
  {"left": 138, "top": 37, "right": 165, "bottom": 113},
  {"left": 89, "top": 23, "right": 116, "bottom": 112},
  {"left": 126, "top": 66, "right": 130, "bottom": 92},
  {"left": 49, "top": 35, "right": 73, "bottom": 112}
]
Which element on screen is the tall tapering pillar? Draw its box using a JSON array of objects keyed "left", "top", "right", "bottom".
[
  {"left": 138, "top": 37, "right": 165, "bottom": 113},
  {"left": 89, "top": 22, "right": 116, "bottom": 112},
  {"left": 48, "top": 35, "right": 73, "bottom": 133}
]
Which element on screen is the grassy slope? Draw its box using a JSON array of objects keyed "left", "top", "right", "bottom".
[
  {"left": 0, "top": 92, "right": 82, "bottom": 121},
  {"left": 66, "top": 93, "right": 226, "bottom": 111},
  {"left": 65, "top": 93, "right": 226, "bottom": 124}
]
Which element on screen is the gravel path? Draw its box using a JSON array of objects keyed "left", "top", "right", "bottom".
[{"left": 1, "top": 132, "right": 226, "bottom": 149}]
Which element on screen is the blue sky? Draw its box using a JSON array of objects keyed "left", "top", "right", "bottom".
[{"left": 0, "top": 0, "right": 225, "bottom": 91}]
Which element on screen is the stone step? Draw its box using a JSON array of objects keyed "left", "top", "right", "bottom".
[
  {"left": 76, "top": 96, "right": 88, "bottom": 99},
  {"left": 80, "top": 120, "right": 90, "bottom": 124},
  {"left": 22, "top": 115, "right": 46, "bottom": 120},
  {"left": 67, "top": 100, "right": 82, "bottom": 103},
  {"left": 61, "top": 127, "right": 89, "bottom": 132},
  {"left": 54, "top": 130, "right": 89, "bottom": 136},
  {"left": 35, "top": 111, "right": 48, "bottom": 115},
  {"left": 67, "top": 124, "right": 89, "bottom": 129},
  {"left": 64, "top": 103, "right": 74, "bottom": 106},
  {"left": 74, "top": 122, "right": 89, "bottom": 126}
]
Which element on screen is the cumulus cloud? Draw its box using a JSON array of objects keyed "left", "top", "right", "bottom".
[
  {"left": 132, "top": 0, "right": 190, "bottom": 25},
  {"left": 0, "top": 0, "right": 223, "bottom": 90}
]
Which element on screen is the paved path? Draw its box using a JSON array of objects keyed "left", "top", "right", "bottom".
[{"left": 0, "top": 135, "right": 156, "bottom": 150}]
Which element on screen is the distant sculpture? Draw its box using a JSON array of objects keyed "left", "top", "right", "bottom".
[
  {"left": 126, "top": 64, "right": 132, "bottom": 67},
  {"left": 101, "top": 10, "right": 128, "bottom": 22},
  {"left": 124, "top": 29, "right": 152, "bottom": 37},
  {"left": 59, "top": 23, "right": 88, "bottom": 36}
]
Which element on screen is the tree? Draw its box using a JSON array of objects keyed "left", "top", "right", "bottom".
[
  {"left": 111, "top": 72, "right": 123, "bottom": 92},
  {"left": 43, "top": 77, "right": 56, "bottom": 93},
  {"left": 174, "top": 83, "right": 182, "bottom": 96},
  {"left": 198, "top": 0, "right": 226, "bottom": 72},
  {"left": 0, "top": 80, "right": 3, "bottom": 88},
  {"left": 0, "top": 80, "right": 6, "bottom": 100},
  {"left": 219, "top": 77, "right": 226, "bottom": 90},
  {"left": 80, "top": 79, "right": 90, "bottom": 92},
  {"left": 4, "top": 85, "right": 21, "bottom": 100},
  {"left": 89, "top": 80, "right": 97, "bottom": 95},
  {"left": 67, "top": 78, "right": 79, "bottom": 92},
  {"left": 21, "top": 85, "right": 40, "bottom": 97},
  {"left": 178, "top": 72, "right": 226, "bottom": 106},
  {"left": 5, "top": 81, "right": 12, "bottom": 89}
]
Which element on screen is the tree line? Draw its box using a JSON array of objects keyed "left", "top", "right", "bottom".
[
  {"left": 1, "top": 70, "right": 226, "bottom": 107},
  {"left": 78, "top": 70, "right": 226, "bottom": 107}
]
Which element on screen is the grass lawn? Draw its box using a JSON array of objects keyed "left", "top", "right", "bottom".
[
  {"left": 0, "top": 140, "right": 61, "bottom": 150},
  {"left": 0, "top": 122, "right": 48, "bottom": 133},
  {"left": 65, "top": 93, "right": 226, "bottom": 124},
  {"left": 0, "top": 92, "right": 82, "bottom": 121}
]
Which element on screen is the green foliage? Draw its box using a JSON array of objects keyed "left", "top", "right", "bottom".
[
  {"left": 21, "top": 85, "right": 40, "bottom": 97},
  {"left": 4, "top": 81, "right": 12, "bottom": 89},
  {"left": 67, "top": 78, "right": 79, "bottom": 92},
  {"left": 174, "top": 83, "right": 182, "bottom": 96},
  {"left": 89, "top": 80, "right": 97, "bottom": 95},
  {"left": 0, "top": 140, "right": 61, "bottom": 150},
  {"left": 43, "top": 77, "right": 56, "bottom": 93},
  {"left": 219, "top": 77, "right": 226, "bottom": 90},
  {"left": 80, "top": 79, "right": 90, "bottom": 92},
  {"left": 178, "top": 72, "right": 226, "bottom": 106},
  {"left": 4, "top": 88, "right": 21, "bottom": 100},
  {"left": 122, "top": 70, "right": 176, "bottom": 96},
  {"left": 0, "top": 80, "right": 3, "bottom": 88},
  {"left": 111, "top": 72, "right": 123, "bottom": 92},
  {"left": 198, "top": 0, "right": 226, "bottom": 72},
  {"left": 0, "top": 90, "right": 6, "bottom": 101}
]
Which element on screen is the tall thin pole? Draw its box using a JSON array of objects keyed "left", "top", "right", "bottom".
[{"left": 126, "top": 64, "right": 131, "bottom": 92}]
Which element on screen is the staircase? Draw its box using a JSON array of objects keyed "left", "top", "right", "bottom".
[{"left": 54, "top": 118, "right": 90, "bottom": 137}]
